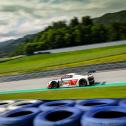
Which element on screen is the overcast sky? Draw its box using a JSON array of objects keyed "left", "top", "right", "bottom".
[{"left": 0, "top": 0, "right": 126, "bottom": 42}]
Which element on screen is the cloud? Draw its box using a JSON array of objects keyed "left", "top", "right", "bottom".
[{"left": 0, "top": 0, "right": 126, "bottom": 42}]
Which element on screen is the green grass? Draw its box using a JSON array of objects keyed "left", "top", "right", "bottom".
[
  {"left": 0, "top": 44, "right": 126, "bottom": 76},
  {"left": 0, "top": 86, "right": 126, "bottom": 100}
]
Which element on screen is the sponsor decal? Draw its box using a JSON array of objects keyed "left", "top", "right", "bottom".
[{"left": 69, "top": 79, "right": 78, "bottom": 85}]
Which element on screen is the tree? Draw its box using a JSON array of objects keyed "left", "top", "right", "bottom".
[
  {"left": 72, "top": 26, "right": 82, "bottom": 45},
  {"left": 64, "top": 33, "right": 72, "bottom": 46},
  {"left": 12, "top": 15, "right": 126, "bottom": 57},
  {"left": 52, "top": 21, "right": 67, "bottom": 29},
  {"left": 91, "top": 24, "right": 108, "bottom": 43},
  {"left": 81, "top": 16, "right": 93, "bottom": 26},
  {"left": 109, "top": 22, "right": 126, "bottom": 41},
  {"left": 70, "top": 17, "right": 79, "bottom": 27},
  {"left": 24, "top": 43, "right": 38, "bottom": 55}
]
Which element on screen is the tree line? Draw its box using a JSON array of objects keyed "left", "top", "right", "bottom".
[{"left": 13, "top": 16, "right": 126, "bottom": 55}]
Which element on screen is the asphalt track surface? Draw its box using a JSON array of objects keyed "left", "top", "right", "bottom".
[
  {"left": 0, "top": 69, "right": 126, "bottom": 92},
  {"left": 35, "top": 40, "right": 126, "bottom": 53}
]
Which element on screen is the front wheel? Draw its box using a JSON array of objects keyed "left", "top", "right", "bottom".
[
  {"left": 50, "top": 81, "right": 59, "bottom": 89},
  {"left": 79, "top": 79, "right": 87, "bottom": 87}
]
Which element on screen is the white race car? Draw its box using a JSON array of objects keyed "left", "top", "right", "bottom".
[{"left": 47, "top": 72, "right": 95, "bottom": 89}]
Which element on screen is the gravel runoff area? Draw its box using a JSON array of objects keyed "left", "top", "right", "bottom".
[{"left": 0, "top": 61, "right": 126, "bottom": 83}]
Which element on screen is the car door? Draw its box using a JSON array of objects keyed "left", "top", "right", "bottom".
[{"left": 62, "top": 75, "right": 78, "bottom": 87}]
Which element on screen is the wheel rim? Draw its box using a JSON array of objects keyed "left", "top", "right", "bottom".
[
  {"left": 51, "top": 82, "right": 57, "bottom": 88},
  {"left": 53, "top": 83, "right": 57, "bottom": 88}
]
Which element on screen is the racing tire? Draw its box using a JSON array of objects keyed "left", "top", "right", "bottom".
[
  {"left": 0, "top": 107, "right": 40, "bottom": 126},
  {"left": 79, "top": 79, "right": 87, "bottom": 87},
  {"left": 8, "top": 100, "right": 43, "bottom": 110},
  {"left": 34, "top": 107, "right": 82, "bottom": 126},
  {"left": 89, "top": 80, "right": 95, "bottom": 86},
  {"left": 75, "top": 99, "right": 117, "bottom": 112},
  {"left": 81, "top": 106, "right": 126, "bottom": 126},
  {"left": 50, "top": 81, "right": 59, "bottom": 89},
  {"left": 39, "top": 100, "right": 75, "bottom": 112}
]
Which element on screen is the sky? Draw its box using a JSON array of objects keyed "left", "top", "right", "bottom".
[{"left": 0, "top": 0, "right": 126, "bottom": 42}]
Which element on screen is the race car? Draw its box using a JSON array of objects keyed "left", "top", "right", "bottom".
[{"left": 47, "top": 72, "right": 95, "bottom": 89}]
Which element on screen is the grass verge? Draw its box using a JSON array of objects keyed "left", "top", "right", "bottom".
[
  {"left": 0, "top": 86, "right": 126, "bottom": 100},
  {"left": 0, "top": 44, "right": 126, "bottom": 76}
]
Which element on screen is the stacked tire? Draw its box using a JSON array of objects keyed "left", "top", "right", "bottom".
[
  {"left": 0, "top": 107, "right": 40, "bottom": 126},
  {"left": 0, "top": 100, "right": 43, "bottom": 126},
  {"left": 34, "top": 107, "right": 82, "bottom": 126},
  {"left": 75, "top": 99, "right": 117, "bottom": 112},
  {"left": 39, "top": 100, "right": 75, "bottom": 111},
  {"left": 0, "top": 99, "right": 125, "bottom": 126},
  {"left": 81, "top": 106, "right": 126, "bottom": 126},
  {"left": 8, "top": 100, "right": 43, "bottom": 110},
  {"left": 0, "top": 100, "right": 16, "bottom": 114}
]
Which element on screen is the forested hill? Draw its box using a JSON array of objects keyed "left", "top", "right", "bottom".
[
  {"left": 0, "top": 34, "right": 36, "bottom": 57},
  {"left": 0, "top": 10, "right": 126, "bottom": 57},
  {"left": 93, "top": 10, "right": 126, "bottom": 25},
  {"left": 15, "top": 16, "right": 126, "bottom": 55}
]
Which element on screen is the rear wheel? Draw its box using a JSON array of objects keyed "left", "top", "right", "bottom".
[
  {"left": 50, "top": 81, "right": 59, "bottom": 89},
  {"left": 79, "top": 79, "right": 87, "bottom": 87},
  {"left": 89, "top": 80, "right": 95, "bottom": 86}
]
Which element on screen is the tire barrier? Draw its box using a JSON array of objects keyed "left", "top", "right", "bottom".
[
  {"left": 0, "top": 107, "right": 40, "bottom": 126},
  {"left": 0, "top": 100, "right": 15, "bottom": 107},
  {"left": 34, "top": 107, "right": 82, "bottom": 126},
  {"left": 81, "top": 106, "right": 126, "bottom": 126},
  {"left": 0, "top": 99, "right": 125, "bottom": 126},
  {"left": 119, "top": 99, "right": 126, "bottom": 107},
  {"left": 111, "top": 98, "right": 122, "bottom": 106},
  {"left": 75, "top": 99, "right": 117, "bottom": 112},
  {"left": 8, "top": 100, "right": 43, "bottom": 110},
  {"left": 0, "top": 107, "right": 7, "bottom": 114},
  {"left": 39, "top": 100, "right": 75, "bottom": 111},
  {"left": 0, "top": 100, "right": 16, "bottom": 114}
]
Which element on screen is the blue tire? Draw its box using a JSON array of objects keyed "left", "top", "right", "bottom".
[
  {"left": 111, "top": 98, "right": 122, "bottom": 106},
  {"left": 0, "top": 107, "right": 40, "bottom": 126},
  {"left": 75, "top": 99, "right": 117, "bottom": 112},
  {"left": 0, "top": 101, "right": 16, "bottom": 114},
  {"left": 0, "top": 100, "right": 15, "bottom": 107},
  {"left": 8, "top": 100, "right": 43, "bottom": 110},
  {"left": 119, "top": 99, "right": 126, "bottom": 106},
  {"left": 0, "top": 107, "right": 7, "bottom": 115},
  {"left": 81, "top": 106, "right": 126, "bottom": 126},
  {"left": 39, "top": 100, "right": 75, "bottom": 111},
  {"left": 34, "top": 107, "right": 82, "bottom": 126}
]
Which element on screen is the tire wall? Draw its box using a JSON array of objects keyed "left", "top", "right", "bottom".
[{"left": 0, "top": 99, "right": 125, "bottom": 126}]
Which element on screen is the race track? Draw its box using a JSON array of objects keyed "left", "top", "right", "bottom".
[
  {"left": 35, "top": 40, "right": 126, "bottom": 53},
  {"left": 0, "top": 69, "right": 126, "bottom": 92}
]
